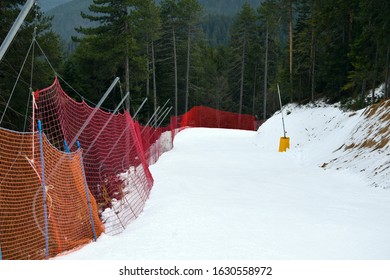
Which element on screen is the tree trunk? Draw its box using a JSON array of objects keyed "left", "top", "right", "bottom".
[
  {"left": 152, "top": 40, "right": 157, "bottom": 125},
  {"left": 185, "top": 24, "right": 191, "bottom": 113},
  {"left": 125, "top": 21, "right": 130, "bottom": 112},
  {"left": 361, "top": 79, "right": 366, "bottom": 102},
  {"left": 385, "top": 44, "right": 390, "bottom": 99},
  {"left": 239, "top": 39, "right": 246, "bottom": 115},
  {"left": 173, "top": 26, "right": 178, "bottom": 117},
  {"left": 371, "top": 42, "right": 379, "bottom": 104},
  {"left": 289, "top": 0, "right": 293, "bottom": 101},
  {"left": 252, "top": 65, "right": 257, "bottom": 117},
  {"left": 263, "top": 23, "right": 269, "bottom": 120},
  {"left": 310, "top": 2, "right": 316, "bottom": 103},
  {"left": 146, "top": 43, "right": 150, "bottom": 97}
]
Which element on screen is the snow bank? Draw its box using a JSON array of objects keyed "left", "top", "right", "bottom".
[{"left": 258, "top": 100, "right": 389, "bottom": 189}]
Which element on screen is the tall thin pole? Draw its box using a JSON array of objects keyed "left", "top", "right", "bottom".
[
  {"left": 37, "top": 120, "right": 49, "bottom": 259},
  {"left": 157, "top": 106, "right": 173, "bottom": 128},
  {"left": 277, "top": 84, "right": 287, "bottom": 138},
  {"left": 124, "top": 7, "right": 130, "bottom": 112},
  {"left": 83, "top": 92, "right": 129, "bottom": 156},
  {"left": 0, "top": 0, "right": 35, "bottom": 62},
  {"left": 68, "top": 77, "right": 120, "bottom": 149},
  {"left": 263, "top": 22, "right": 269, "bottom": 120},
  {"left": 185, "top": 25, "right": 191, "bottom": 113},
  {"left": 76, "top": 141, "right": 97, "bottom": 242},
  {"left": 132, "top": 97, "right": 148, "bottom": 120},
  {"left": 289, "top": 0, "right": 293, "bottom": 101}
]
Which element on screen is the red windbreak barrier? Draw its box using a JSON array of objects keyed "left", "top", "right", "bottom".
[
  {"left": 178, "top": 105, "right": 256, "bottom": 131},
  {"left": 137, "top": 123, "right": 174, "bottom": 165},
  {"left": 34, "top": 77, "right": 155, "bottom": 235}
]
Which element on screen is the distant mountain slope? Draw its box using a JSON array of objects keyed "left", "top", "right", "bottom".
[
  {"left": 39, "top": 0, "right": 72, "bottom": 12},
  {"left": 197, "top": 0, "right": 262, "bottom": 15},
  {"left": 47, "top": 0, "right": 263, "bottom": 48},
  {"left": 47, "top": 0, "right": 92, "bottom": 47}
]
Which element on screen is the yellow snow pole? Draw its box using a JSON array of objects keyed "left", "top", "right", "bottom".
[
  {"left": 279, "top": 137, "right": 290, "bottom": 152},
  {"left": 277, "top": 84, "right": 290, "bottom": 152}
]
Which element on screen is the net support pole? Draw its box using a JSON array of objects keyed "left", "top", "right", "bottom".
[
  {"left": 132, "top": 97, "right": 148, "bottom": 120},
  {"left": 77, "top": 141, "right": 97, "bottom": 242},
  {"left": 101, "top": 100, "right": 153, "bottom": 165},
  {"left": 157, "top": 106, "right": 173, "bottom": 128},
  {"left": 154, "top": 99, "right": 170, "bottom": 127},
  {"left": 68, "top": 77, "right": 120, "bottom": 149},
  {"left": 37, "top": 120, "right": 49, "bottom": 259},
  {"left": 144, "top": 107, "right": 173, "bottom": 146},
  {"left": 0, "top": 0, "right": 35, "bottom": 62},
  {"left": 83, "top": 92, "right": 129, "bottom": 156}
]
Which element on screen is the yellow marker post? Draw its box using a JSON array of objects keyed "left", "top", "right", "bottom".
[
  {"left": 277, "top": 84, "right": 290, "bottom": 152},
  {"left": 279, "top": 137, "right": 290, "bottom": 152}
]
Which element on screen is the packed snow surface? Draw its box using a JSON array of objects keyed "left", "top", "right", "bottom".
[{"left": 56, "top": 102, "right": 390, "bottom": 260}]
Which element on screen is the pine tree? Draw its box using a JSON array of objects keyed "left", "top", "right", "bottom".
[
  {"left": 293, "top": 0, "right": 317, "bottom": 102},
  {"left": 177, "top": 0, "right": 202, "bottom": 113},
  {"left": 160, "top": 0, "right": 181, "bottom": 116},
  {"left": 133, "top": 0, "right": 162, "bottom": 119},
  {"left": 314, "top": 0, "right": 358, "bottom": 100},
  {"left": 229, "top": 3, "right": 258, "bottom": 115},
  {"left": 67, "top": 0, "right": 147, "bottom": 112},
  {"left": 347, "top": 0, "right": 390, "bottom": 104},
  {"left": 0, "top": 1, "right": 63, "bottom": 130}
]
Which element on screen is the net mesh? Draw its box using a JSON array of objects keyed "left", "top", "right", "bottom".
[
  {"left": 178, "top": 105, "right": 256, "bottom": 131},
  {"left": 0, "top": 77, "right": 257, "bottom": 259},
  {"left": 0, "top": 128, "right": 104, "bottom": 260},
  {"left": 34, "top": 77, "right": 155, "bottom": 236}
]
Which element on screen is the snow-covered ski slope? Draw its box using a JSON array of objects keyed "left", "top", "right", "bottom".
[{"left": 56, "top": 101, "right": 390, "bottom": 260}]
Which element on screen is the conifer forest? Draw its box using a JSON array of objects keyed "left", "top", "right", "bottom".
[{"left": 1, "top": 0, "right": 389, "bottom": 130}]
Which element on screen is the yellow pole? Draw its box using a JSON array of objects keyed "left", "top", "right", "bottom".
[
  {"left": 279, "top": 137, "right": 290, "bottom": 152},
  {"left": 277, "top": 84, "right": 290, "bottom": 152}
]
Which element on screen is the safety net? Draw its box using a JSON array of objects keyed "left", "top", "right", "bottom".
[
  {"left": 177, "top": 105, "right": 256, "bottom": 131},
  {"left": 34, "top": 77, "right": 155, "bottom": 236},
  {"left": 1, "top": 76, "right": 257, "bottom": 259},
  {"left": 0, "top": 127, "right": 104, "bottom": 260}
]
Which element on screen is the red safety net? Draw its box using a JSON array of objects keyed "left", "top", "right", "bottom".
[
  {"left": 177, "top": 105, "right": 256, "bottom": 131},
  {"left": 34, "top": 77, "right": 157, "bottom": 235},
  {"left": 138, "top": 123, "right": 175, "bottom": 165}
]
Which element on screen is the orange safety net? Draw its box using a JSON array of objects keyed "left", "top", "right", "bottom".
[{"left": 0, "top": 128, "right": 104, "bottom": 260}]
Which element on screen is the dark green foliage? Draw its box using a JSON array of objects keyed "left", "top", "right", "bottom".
[
  {"left": 3, "top": 0, "right": 390, "bottom": 131},
  {"left": 0, "top": 1, "right": 64, "bottom": 131}
]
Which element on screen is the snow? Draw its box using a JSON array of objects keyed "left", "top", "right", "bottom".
[{"left": 55, "top": 101, "right": 390, "bottom": 260}]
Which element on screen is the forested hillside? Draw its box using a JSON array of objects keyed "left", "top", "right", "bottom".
[
  {"left": 42, "top": 0, "right": 261, "bottom": 15},
  {"left": 38, "top": 0, "right": 72, "bottom": 11},
  {"left": 1, "top": 0, "right": 389, "bottom": 131},
  {"left": 47, "top": 0, "right": 263, "bottom": 50}
]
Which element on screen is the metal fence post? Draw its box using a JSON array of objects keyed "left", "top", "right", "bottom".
[
  {"left": 37, "top": 120, "right": 49, "bottom": 259},
  {"left": 77, "top": 141, "right": 97, "bottom": 241}
]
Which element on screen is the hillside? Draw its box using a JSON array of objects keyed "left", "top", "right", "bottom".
[
  {"left": 45, "top": 0, "right": 263, "bottom": 47},
  {"left": 258, "top": 99, "right": 390, "bottom": 189},
  {"left": 38, "top": 0, "right": 72, "bottom": 12},
  {"left": 46, "top": 0, "right": 92, "bottom": 49}
]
